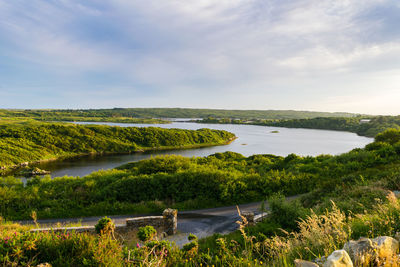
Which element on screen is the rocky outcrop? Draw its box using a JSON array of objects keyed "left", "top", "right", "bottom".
[
  {"left": 373, "top": 236, "right": 399, "bottom": 260},
  {"left": 17, "top": 167, "right": 50, "bottom": 177},
  {"left": 295, "top": 235, "right": 399, "bottom": 267},
  {"left": 343, "top": 237, "right": 376, "bottom": 265},
  {"left": 343, "top": 236, "right": 399, "bottom": 266},
  {"left": 323, "top": 250, "right": 353, "bottom": 267}
]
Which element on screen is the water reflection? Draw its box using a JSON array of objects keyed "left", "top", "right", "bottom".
[{"left": 30, "top": 121, "right": 372, "bottom": 178}]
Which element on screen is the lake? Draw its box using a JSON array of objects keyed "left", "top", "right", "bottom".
[{"left": 33, "top": 121, "right": 373, "bottom": 178}]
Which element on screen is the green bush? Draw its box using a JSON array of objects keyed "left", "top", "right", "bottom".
[
  {"left": 188, "top": 233, "right": 198, "bottom": 241},
  {"left": 0, "top": 231, "right": 123, "bottom": 266},
  {"left": 95, "top": 216, "right": 115, "bottom": 235},
  {"left": 137, "top": 225, "right": 157, "bottom": 242},
  {"left": 268, "top": 193, "right": 310, "bottom": 231}
]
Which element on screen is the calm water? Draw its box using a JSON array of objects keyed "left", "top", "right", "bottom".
[{"left": 33, "top": 121, "right": 373, "bottom": 178}]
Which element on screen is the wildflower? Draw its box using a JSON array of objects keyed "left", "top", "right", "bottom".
[{"left": 136, "top": 243, "right": 140, "bottom": 248}]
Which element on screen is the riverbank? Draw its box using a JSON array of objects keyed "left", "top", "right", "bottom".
[
  {"left": 9, "top": 120, "right": 370, "bottom": 178},
  {"left": 0, "top": 128, "right": 395, "bottom": 221},
  {"left": 197, "top": 116, "right": 400, "bottom": 137},
  {"left": 0, "top": 122, "right": 235, "bottom": 171},
  {"left": 1, "top": 136, "right": 237, "bottom": 176}
]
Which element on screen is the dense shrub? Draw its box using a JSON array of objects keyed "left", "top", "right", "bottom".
[
  {"left": 0, "top": 231, "right": 123, "bottom": 266},
  {"left": 137, "top": 226, "right": 157, "bottom": 242},
  {"left": 3, "top": 129, "right": 400, "bottom": 220},
  {"left": 0, "top": 122, "right": 235, "bottom": 167},
  {"left": 268, "top": 194, "right": 310, "bottom": 231},
  {"left": 95, "top": 216, "right": 115, "bottom": 235}
]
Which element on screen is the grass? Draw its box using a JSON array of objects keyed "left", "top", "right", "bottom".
[{"left": 1, "top": 195, "right": 400, "bottom": 266}]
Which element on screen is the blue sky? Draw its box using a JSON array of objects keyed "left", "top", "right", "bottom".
[{"left": 0, "top": 0, "right": 400, "bottom": 114}]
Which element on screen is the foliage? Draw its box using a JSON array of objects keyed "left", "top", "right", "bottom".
[
  {"left": 0, "top": 230, "right": 123, "bottom": 266},
  {"left": 201, "top": 115, "right": 400, "bottom": 138},
  {"left": 137, "top": 226, "right": 157, "bottom": 242},
  {"left": 268, "top": 194, "right": 310, "bottom": 231},
  {"left": 0, "top": 109, "right": 170, "bottom": 124},
  {"left": 262, "top": 116, "right": 400, "bottom": 137},
  {"left": 2, "top": 129, "right": 400, "bottom": 265},
  {"left": 0, "top": 122, "right": 234, "bottom": 168},
  {"left": 3, "top": 129, "right": 400, "bottom": 220},
  {"left": 95, "top": 216, "right": 115, "bottom": 235},
  {"left": 0, "top": 108, "right": 359, "bottom": 122}
]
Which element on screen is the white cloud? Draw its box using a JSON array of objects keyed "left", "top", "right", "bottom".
[{"left": 0, "top": 0, "right": 399, "bottom": 112}]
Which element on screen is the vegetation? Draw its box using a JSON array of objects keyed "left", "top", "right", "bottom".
[
  {"left": 2, "top": 196, "right": 399, "bottom": 266},
  {"left": 0, "top": 121, "right": 235, "bottom": 168},
  {"left": 0, "top": 109, "right": 170, "bottom": 124},
  {"left": 2, "top": 116, "right": 400, "bottom": 265},
  {"left": 137, "top": 226, "right": 157, "bottom": 242},
  {"left": 95, "top": 216, "right": 115, "bottom": 235},
  {"left": 0, "top": 226, "right": 124, "bottom": 266},
  {"left": 263, "top": 116, "right": 400, "bottom": 137},
  {"left": 1, "top": 129, "right": 400, "bottom": 222},
  {"left": 201, "top": 115, "right": 400, "bottom": 137},
  {"left": 0, "top": 108, "right": 359, "bottom": 122}
]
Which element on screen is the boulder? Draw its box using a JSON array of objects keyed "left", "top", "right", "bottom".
[
  {"left": 323, "top": 250, "right": 353, "bottom": 267},
  {"left": 343, "top": 237, "right": 376, "bottom": 265},
  {"left": 313, "top": 256, "right": 327, "bottom": 266},
  {"left": 294, "top": 259, "right": 319, "bottom": 267},
  {"left": 373, "top": 236, "right": 399, "bottom": 259}
]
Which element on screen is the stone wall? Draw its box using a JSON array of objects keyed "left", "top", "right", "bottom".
[
  {"left": 242, "top": 211, "right": 269, "bottom": 226},
  {"left": 31, "top": 209, "right": 178, "bottom": 240}
]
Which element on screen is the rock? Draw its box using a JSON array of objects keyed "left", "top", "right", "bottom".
[
  {"left": 242, "top": 211, "right": 255, "bottom": 225},
  {"left": 294, "top": 259, "right": 319, "bottom": 267},
  {"left": 17, "top": 167, "right": 50, "bottom": 177},
  {"left": 313, "top": 256, "right": 327, "bottom": 266},
  {"left": 343, "top": 237, "right": 376, "bottom": 265},
  {"left": 373, "top": 236, "right": 399, "bottom": 259},
  {"left": 323, "top": 250, "right": 353, "bottom": 267}
]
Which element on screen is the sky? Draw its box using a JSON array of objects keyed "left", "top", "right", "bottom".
[{"left": 0, "top": 0, "right": 399, "bottom": 115}]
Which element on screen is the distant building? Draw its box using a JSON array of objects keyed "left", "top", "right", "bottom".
[{"left": 360, "top": 119, "right": 371, "bottom": 124}]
